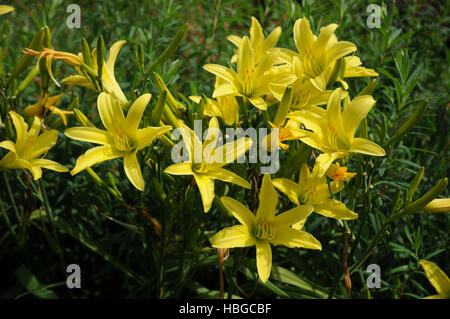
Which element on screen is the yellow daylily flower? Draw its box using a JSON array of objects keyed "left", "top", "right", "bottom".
[
  {"left": 0, "top": 5, "right": 14, "bottom": 15},
  {"left": 189, "top": 78, "right": 239, "bottom": 126},
  {"left": 269, "top": 56, "right": 335, "bottom": 111},
  {"left": 423, "top": 198, "right": 450, "bottom": 213},
  {"left": 203, "top": 36, "right": 295, "bottom": 110},
  {"left": 228, "top": 16, "right": 282, "bottom": 64},
  {"left": 62, "top": 40, "right": 128, "bottom": 107},
  {"left": 263, "top": 119, "right": 306, "bottom": 151},
  {"left": 278, "top": 17, "right": 357, "bottom": 91},
  {"left": 164, "top": 117, "right": 252, "bottom": 213},
  {"left": 0, "top": 111, "right": 68, "bottom": 180},
  {"left": 419, "top": 260, "right": 450, "bottom": 299},
  {"left": 65, "top": 92, "right": 172, "bottom": 191},
  {"left": 288, "top": 87, "right": 385, "bottom": 175},
  {"left": 326, "top": 162, "right": 356, "bottom": 188},
  {"left": 272, "top": 162, "right": 358, "bottom": 220},
  {"left": 210, "top": 174, "right": 321, "bottom": 283},
  {"left": 23, "top": 47, "right": 83, "bottom": 87},
  {"left": 24, "top": 92, "right": 73, "bottom": 126}
]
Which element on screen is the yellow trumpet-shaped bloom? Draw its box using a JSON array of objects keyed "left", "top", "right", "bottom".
[
  {"left": 164, "top": 117, "right": 252, "bottom": 213},
  {"left": 326, "top": 162, "right": 356, "bottom": 188},
  {"left": 65, "top": 92, "right": 172, "bottom": 191},
  {"left": 203, "top": 36, "right": 295, "bottom": 110},
  {"left": 0, "top": 111, "right": 68, "bottom": 180},
  {"left": 24, "top": 92, "right": 73, "bottom": 126},
  {"left": 272, "top": 162, "right": 358, "bottom": 220},
  {"left": 269, "top": 56, "right": 335, "bottom": 112},
  {"left": 23, "top": 47, "right": 83, "bottom": 87},
  {"left": 189, "top": 78, "right": 239, "bottom": 126},
  {"left": 288, "top": 87, "right": 385, "bottom": 175},
  {"left": 262, "top": 119, "right": 306, "bottom": 152},
  {"left": 210, "top": 174, "right": 321, "bottom": 283},
  {"left": 419, "top": 260, "right": 450, "bottom": 299},
  {"left": 62, "top": 40, "right": 128, "bottom": 107},
  {"left": 228, "top": 17, "right": 282, "bottom": 64},
  {"left": 0, "top": 5, "right": 14, "bottom": 15},
  {"left": 423, "top": 198, "right": 450, "bottom": 213},
  {"left": 278, "top": 17, "right": 357, "bottom": 91}
]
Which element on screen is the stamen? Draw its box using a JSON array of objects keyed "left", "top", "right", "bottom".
[
  {"left": 255, "top": 220, "right": 276, "bottom": 240},
  {"left": 114, "top": 128, "right": 135, "bottom": 152}
]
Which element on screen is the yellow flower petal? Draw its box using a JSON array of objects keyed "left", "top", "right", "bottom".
[
  {"left": 212, "top": 83, "right": 239, "bottom": 98},
  {"left": 314, "top": 199, "right": 358, "bottom": 220},
  {"left": 71, "top": 145, "right": 121, "bottom": 175},
  {"left": 125, "top": 93, "right": 151, "bottom": 133},
  {"left": 270, "top": 227, "right": 322, "bottom": 250},
  {"left": 123, "top": 153, "right": 144, "bottom": 191},
  {"left": 136, "top": 125, "right": 172, "bottom": 151},
  {"left": 271, "top": 178, "right": 301, "bottom": 206},
  {"left": 65, "top": 127, "right": 111, "bottom": 145},
  {"left": 105, "top": 40, "right": 127, "bottom": 75},
  {"left": 272, "top": 204, "right": 314, "bottom": 227},
  {"left": 29, "top": 166, "right": 43, "bottom": 180},
  {"left": 28, "top": 130, "right": 59, "bottom": 159},
  {"left": 0, "top": 140, "right": 17, "bottom": 153},
  {"left": 256, "top": 240, "right": 272, "bottom": 283},
  {"left": 9, "top": 111, "right": 28, "bottom": 147},
  {"left": 293, "top": 18, "right": 314, "bottom": 56},
  {"left": 350, "top": 138, "right": 386, "bottom": 156},
  {"left": 248, "top": 96, "right": 267, "bottom": 110},
  {"left": 237, "top": 36, "right": 254, "bottom": 79},
  {"left": 207, "top": 168, "right": 251, "bottom": 189},
  {"left": 214, "top": 137, "right": 252, "bottom": 167},
  {"left": 164, "top": 163, "right": 193, "bottom": 175},
  {"left": 61, "top": 75, "right": 97, "bottom": 90},
  {"left": 326, "top": 41, "right": 356, "bottom": 63},
  {"left": 193, "top": 173, "right": 215, "bottom": 213},
  {"left": 30, "top": 159, "right": 69, "bottom": 172},
  {"left": 203, "top": 64, "right": 237, "bottom": 85},
  {"left": 419, "top": 260, "right": 450, "bottom": 297},
  {"left": 342, "top": 95, "right": 376, "bottom": 139},
  {"left": 97, "top": 92, "right": 125, "bottom": 132},
  {"left": 210, "top": 224, "right": 255, "bottom": 248},
  {"left": 313, "top": 152, "right": 345, "bottom": 177},
  {"left": 256, "top": 174, "right": 278, "bottom": 221},
  {"left": 423, "top": 198, "right": 450, "bottom": 213},
  {"left": 221, "top": 196, "right": 255, "bottom": 226},
  {"left": 249, "top": 17, "right": 264, "bottom": 47},
  {"left": 315, "top": 24, "right": 338, "bottom": 52},
  {"left": 262, "top": 26, "right": 282, "bottom": 53},
  {"left": 0, "top": 5, "right": 14, "bottom": 15}
]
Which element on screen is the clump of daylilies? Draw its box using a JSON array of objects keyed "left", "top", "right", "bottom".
[{"left": 0, "top": 14, "right": 446, "bottom": 291}]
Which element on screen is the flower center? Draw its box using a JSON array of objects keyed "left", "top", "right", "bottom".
[
  {"left": 242, "top": 68, "right": 255, "bottom": 96},
  {"left": 255, "top": 220, "right": 276, "bottom": 240},
  {"left": 301, "top": 48, "right": 323, "bottom": 78},
  {"left": 293, "top": 89, "right": 311, "bottom": 108},
  {"left": 299, "top": 185, "right": 317, "bottom": 204},
  {"left": 327, "top": 123, "right": 351, "bottom": 150},
  {"left": 114, "top": 129, "right": 135, "bottom": 152},
  {"left": 192, "top": 162, "right": 209, "bottom": 174}
]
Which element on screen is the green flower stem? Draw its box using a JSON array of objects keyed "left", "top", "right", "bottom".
[
  {"left": 38, "top": 179, "right": 66, "bottom": 269},
  {"left": 3, "top": 173, "right": 20, "bottom": 229}
]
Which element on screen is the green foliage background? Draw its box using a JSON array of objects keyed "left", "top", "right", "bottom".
[{"left": 0, "top": 0, "right": 448, "bottom": 299}]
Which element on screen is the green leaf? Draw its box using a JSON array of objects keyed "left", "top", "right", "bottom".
[
  {"left": 258, "top": 279, "right": 290, "bottom": 298},
  {"left": 270, "top": 265, "right": 329, "bottom": 298},
  {"left": 145, "top": 23, "right": 188, "bottom": 76},
  {"left": 53, "top": 216, "right": 144, "bottom": 284},
  {"left": 100, "top": 213, "right": 144, "bottom": 234},
  {"left": 14, "top": 265, "right": 59, "bottom": 299}
]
